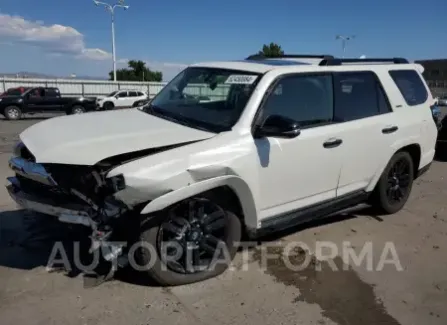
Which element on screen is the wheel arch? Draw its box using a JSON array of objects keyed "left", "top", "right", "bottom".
[
  {"left": 367, "top": 143, "right": 422, "bottom": 192},
  {"left": 139, "top": 175, "right": 258, "bottom": 230}
]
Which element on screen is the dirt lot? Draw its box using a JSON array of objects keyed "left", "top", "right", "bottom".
[{"left": 1, "top": 115, "right": 447, "bottom": 325}]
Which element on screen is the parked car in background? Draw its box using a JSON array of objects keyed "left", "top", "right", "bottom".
[
  {"left": 437, "top": 95, "right": 447, "bottom": 106},
  {"left": 436, "top": 114, "right": 447, "bottom": 160},
  {"left": 0, "top": 87, "right": 31, "bottom": 98},
  {"left": 0, "top": 87, "right": 97, "bottom": 120},
  {"left": 96, "top": 90, "right": 148, "bottom": 110}
]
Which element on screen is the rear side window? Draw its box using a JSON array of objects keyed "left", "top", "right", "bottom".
[
  {"left": 333, "top": 72, "right": 391, "bottom": 122},
  {"left": 129, "top": 91, "right": 138, "bottom": 97},
  {"left": 45, "top": 88, "right": 59, "bottom": 97},
  {"left": 389, "top": 70, "right": 428, "bottom": 106},
  {"left": 6, "top": 89, "right": 22, "bottom": 96}
]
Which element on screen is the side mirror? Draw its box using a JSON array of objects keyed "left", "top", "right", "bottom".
[{"left": 254, "top": 114, "right": 301, "bottom": 139}]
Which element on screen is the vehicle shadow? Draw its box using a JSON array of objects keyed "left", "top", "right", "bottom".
[
  {"left": 0, "top": 209, "right": 90, "bottom": 277},
  {"left": 0, "top": 204, "right": 385, "bottom": 288}
]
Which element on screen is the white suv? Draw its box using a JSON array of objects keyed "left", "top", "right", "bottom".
[
  {"left": 6, "top": 55, "right": 438, "bottom": 286},
  {"left": 97, "top": 89, "right": 148, "bottom": 110}
]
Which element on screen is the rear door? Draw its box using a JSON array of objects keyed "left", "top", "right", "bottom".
[
  {"left": 44, "top": 88, "right": 64, "bottom": 110},
  {"left": 332, "top": 71, "right": 399, "bottom": 196},
  {"left": 128, "top": 91, "right": 140, "bottom": 106}
]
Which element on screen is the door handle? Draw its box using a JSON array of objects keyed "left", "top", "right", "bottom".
[
  {"left": 382, "top": 125, "right": 398, "bottom": 134},
  {"left": 323, "top": 138, "right": 343, "bottom": 148}
]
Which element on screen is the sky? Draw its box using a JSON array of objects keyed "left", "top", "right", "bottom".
[{"left": 0, "top": 0, "right": 446, "bottom": 81}]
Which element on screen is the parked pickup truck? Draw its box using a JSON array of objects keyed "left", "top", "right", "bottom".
[{"left": 0, "top": 87, "right": 98, "bottom": 120}]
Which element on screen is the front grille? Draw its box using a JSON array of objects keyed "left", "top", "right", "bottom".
[{"left": 16, "top": 174, "right": 85, "bottom": 205}]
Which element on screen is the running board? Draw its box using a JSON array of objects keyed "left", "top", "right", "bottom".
[{"left": 253, "top": 191, "right": 369, "bottom": 238}]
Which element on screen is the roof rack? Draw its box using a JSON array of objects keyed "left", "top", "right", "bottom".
[
  {"left": 246, "top": 54, "right": 335, "bottom": 60},
  {"left": 319, "top": 58, "right": 409, "bottom": 66}
]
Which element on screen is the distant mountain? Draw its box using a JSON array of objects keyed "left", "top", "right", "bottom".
[{"left": 0, "top": 71, "right": 108, "bottom": 80}]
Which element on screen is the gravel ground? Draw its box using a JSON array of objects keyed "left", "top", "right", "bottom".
[{"left": 0, "top": 114, "right": 446, "bottom": 325}]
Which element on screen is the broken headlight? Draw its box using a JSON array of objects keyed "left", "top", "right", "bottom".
[{"left": 106, "top": 174, "right": 126, "bottom": 192}]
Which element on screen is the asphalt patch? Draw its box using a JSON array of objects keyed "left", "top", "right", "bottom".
[{"left": 253, "top": 245, "right": 401, "bottom": 325}]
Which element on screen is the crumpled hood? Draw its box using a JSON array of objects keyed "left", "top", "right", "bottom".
[{"left": 20, "top": 109, "right": 215, "bottom": 165}]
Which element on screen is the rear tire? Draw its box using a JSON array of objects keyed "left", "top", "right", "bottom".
[
  {"left": 4, "top": 106, "right": 22, "bottom": 120},
  {"left": 134, "top": 197, "right": 241, "bottom": 286},
  {"left": 71, "top": 105, "right": 86, "bottom": 114},
  {"left": 371, "top": 151, "right": 414, "bottom": 214}
]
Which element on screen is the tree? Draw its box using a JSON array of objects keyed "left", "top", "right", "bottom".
[
  {"left": 109, "top": 60, "right": 163, "bottom": 82},
  {"left": 257, "top": 43, "right": 284, "bottom": 58}
]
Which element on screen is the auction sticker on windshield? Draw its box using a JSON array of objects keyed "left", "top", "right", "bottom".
[{"left": 225, "top": 75, "right": 258, "bottom": 84}]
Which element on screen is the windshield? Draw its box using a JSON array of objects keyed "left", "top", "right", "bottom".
[
  {"left": 107, "top": 91, "right": 118, "bottom": 97},
  {"left": 142, "top": 67, "right": 261, "bottom": 132}
]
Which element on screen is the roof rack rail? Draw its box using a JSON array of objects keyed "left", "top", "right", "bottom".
[
  {"left": 319, "top": 58, "right": 409, "bottom": 66},
  {"left": 246, "top": 54, "right": 335, "bottom": 60}
]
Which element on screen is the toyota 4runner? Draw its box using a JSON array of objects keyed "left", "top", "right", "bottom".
[{"left": 6, "top": 54, "right": 438, "bottom": 286}]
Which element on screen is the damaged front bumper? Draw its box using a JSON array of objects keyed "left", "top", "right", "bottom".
[
  {"left": 6, "top": 176, "right": 97, "bottom": 228},
  {"left": 6, "top": 176, "right": 126, "bottom": 264}
]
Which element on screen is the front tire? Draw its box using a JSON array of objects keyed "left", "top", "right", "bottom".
[
  {"left": 372, "top": 151, "right": 414, "bottom": 214},
  {"left": 4, "top": 106, "right": 22, "bottom": 120},
  {"left": 104, "top": 101, "right": 114, "bottom": 110},
  {"left": 135, "top": 197, "right": 241, "bottom": 286}
]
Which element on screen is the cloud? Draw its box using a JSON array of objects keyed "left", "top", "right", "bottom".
[
  {"left": 0, "top": 12, "right": 187, "bottom": 80},
  {"left": 0, "top": 13, "right": 111, "bottom": 60}
]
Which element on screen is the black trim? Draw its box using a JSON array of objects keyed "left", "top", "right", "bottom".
[
  {"left": 416, "top": 163, "right": 432, "bottom": 179},
  {"left": 320, "top": 58, "right": 409, "bottom": 66},
  {"left": 323, "top": 138, "right": 343, "bottom": 148},
  {"left": 246, "top": 54, "right": 334, "bottom": 60},
  {"left": 382, "top": 126, "right": 398, "bottom": 134},
  {"left": 253, "top": 190, "right": 369, "bottom": 237}
]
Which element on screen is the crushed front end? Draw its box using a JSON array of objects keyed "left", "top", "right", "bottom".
[{"left": 6, "top": 143, "right": 134, "bottom": 281}]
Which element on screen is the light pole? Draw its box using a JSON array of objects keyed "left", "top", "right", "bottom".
[
  {"left": 93, "top": 0, "right": 129, "bottom": 82},
  {"left": 336, "top": 35, "right": 355, "bottom": 58}
]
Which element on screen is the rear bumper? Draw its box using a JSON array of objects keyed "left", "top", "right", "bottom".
[{"left": 6, "top": 177, "right": 96, "bottom": 228}]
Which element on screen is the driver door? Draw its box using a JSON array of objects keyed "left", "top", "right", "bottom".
[
  {"left": 255, "top": 73, "right": 344, "bottom": 220},
  {"left": 115, "top": 91, "right": 130, "bottom": 108}
]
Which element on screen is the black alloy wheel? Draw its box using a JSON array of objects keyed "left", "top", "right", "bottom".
[
  {"left": 158, "top": 198, "right": 229, "bottom": 274},
  {"left": 386, "top": 157, "right": 412, "bottom": 205},
  {"left": 137, "top": 195, "right": 241, "bottom": 286},
  {"left": 373, "top": 151, "right": 414, "bottom": 214}
]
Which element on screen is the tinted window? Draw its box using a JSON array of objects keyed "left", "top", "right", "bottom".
[
  {"left": 117, "top": 91, "right": 128, "bottom": 98},
  {"left": 6, "top": 89, "right": 22, "bottom": 96},
  {"left": 261, "top": 74, "right": 333, "bottom": 127},
  {"left": 333, "top": 72, "right": 390, "bottom": 122},
  {"left": 45, "top": 88, "right": 59, "bottom": 97},
  {"left": 129, "top": 91, "right": 138, "bottom": 97},
  {"left": 389, "top": 70, "right": 428, "bottom": 106},
  {"left": 137, "top": 92, "right": 144, "bottom": 96}
]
